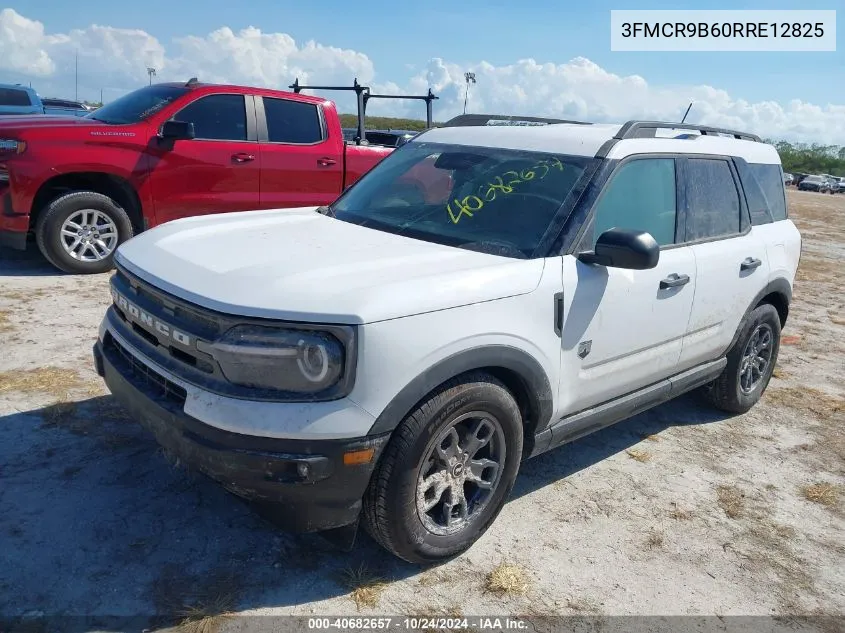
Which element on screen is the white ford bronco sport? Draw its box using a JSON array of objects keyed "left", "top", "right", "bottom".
[{"left": 93, "top": 116, "right": 801, "bottom": 563}]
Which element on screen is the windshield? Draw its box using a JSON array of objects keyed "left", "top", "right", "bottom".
[
  {"left": 86, "top": 85, "right": 188, "bottom": 124},
  {"left": 331, "top": 141, "right": 590, "bottom": 258}
]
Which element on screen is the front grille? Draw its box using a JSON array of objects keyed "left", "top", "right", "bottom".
[{"left": 106, "top": 332, "right": 187, "bottom": 407}]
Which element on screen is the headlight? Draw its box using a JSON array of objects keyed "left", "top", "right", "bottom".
[{"left": 207, "top": 325, "right": 347, "bottom": 394}]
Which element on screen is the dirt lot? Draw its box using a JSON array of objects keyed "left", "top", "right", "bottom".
[{"left": 1, "top": 190, "right": 843, "bottom": 630}]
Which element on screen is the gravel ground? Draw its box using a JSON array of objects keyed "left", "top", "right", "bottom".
[{"left": 0, "top": 189, "right": 843, "bottom": 631}]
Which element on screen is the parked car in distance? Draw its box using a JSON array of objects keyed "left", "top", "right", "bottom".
[
  {"left": 798, "top": 175, "right": 828, "bottom": 192},
  {"left": 0, "top": 79, "right": 397, "bottom": 274},
  {"left": 361, "top": 129, "right": 418, "bottom": 147},
  {"left": 783, "top": 172, "right": 793, "bottom": 186},
  {"left": 93, "top": 118, "right": 800, "bottom": 563},
  {"left": 341, "top": 127, "right": 418, "bottom": 147},
  {"left": 0, "top": 83, "right": 44, "bottom": 116},
  {"left": 42, "top": 98, "right": 93, "bottom": 118}
]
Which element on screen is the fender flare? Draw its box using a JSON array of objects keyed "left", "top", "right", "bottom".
[
  {"left": 723, "top": 277, "right": 792, "bottom": 355},
  {"left": 367, "top": 345, "right": 554, "bottom": 437}
]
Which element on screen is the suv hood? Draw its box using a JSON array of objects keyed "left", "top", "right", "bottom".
[{"left": 115, "top": 208, "right": 545, "bottom": 324}]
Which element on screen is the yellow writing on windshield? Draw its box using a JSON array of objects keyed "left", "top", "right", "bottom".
[{"left": 446, "top": 158, "right": 565, "bottom": 224}]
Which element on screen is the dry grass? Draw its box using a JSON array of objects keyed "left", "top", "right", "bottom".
[
  {"left": 342, "top": 563, "right": 388, "bottom": 611},
  {"left": 828, "top": 311, "right": 845, "bottom": 326},
  {"left": 801, "top": 483, "right": 840, "bottom": 507},
  {"left": 640, "top": 433, "right": 661, "bottom": 442},
  {"left": 626, "top": 449, "right": 652, "bottom": 463},
  {"left": 151, "top": 566, "right": 239, "bottom": 633},
  {"left": 669, "top": 503, "right": 694, "bottom": 520},
  {"left": 771, "top": 367, "right": 788, "bottom": 380},
  {"left": 644, "top": 530, "right": 665, "bottom": 549},
  {"left": 795, "top": 254, "right": 839, "bottom": 283},
  {"left": 484, "top": 563, "right": 530, "bottom": 596},
  {"left": 765, "top": 387, "right": 845, "bottom": 418},
  {"left": 0, "top": 310, "right": 13, "bottom": 333},
  {"left": 717, "top": 484, "right": 745, "bottom": 519},
  {"left": 0, "top": 366, "right": 84, "bottom": 396}
]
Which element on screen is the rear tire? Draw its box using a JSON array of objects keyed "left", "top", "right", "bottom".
[
  {"left": 700, "top": 304, "right": 781, "bottom": 414},
  {"left": 35, "top": 191, "right": 133, "bottom": 274},
  {"left": 363, "top": 372, "right": 523, "bottom": 564}
]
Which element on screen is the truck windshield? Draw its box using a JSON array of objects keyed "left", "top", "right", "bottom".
[
  {"left": 86, "top": 86, "right": 189, "bottom": 124},
  {"left": 331, "top": 141, "right": 590, "bottom": 258}
]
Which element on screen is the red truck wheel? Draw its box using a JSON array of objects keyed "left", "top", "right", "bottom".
[{"left": 35, "top": 191, "right": 134, "bottom": 274}]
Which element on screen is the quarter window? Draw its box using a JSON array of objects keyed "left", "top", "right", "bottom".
[
  {"left": 746, "top": 163, "right": 787, "bottom": 223},
  {"left": 588, "top": 158, "right": 677, "bottom": 247},
  {"left": 263, "top": 98, "right": 323, "bottom": 143},
  {"left": 173, "top": 94, "right": 247, "bottom": 141},
  {"left": 685, "top": 159, "right": 741, "bottom": 240}
]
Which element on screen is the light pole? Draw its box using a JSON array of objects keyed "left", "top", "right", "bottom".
[
  {"left": 463, "top": 72, "right": 476, "bottom": 114},
  {"left": 147, "top": 67, "right": 157, "bottom": 85}
]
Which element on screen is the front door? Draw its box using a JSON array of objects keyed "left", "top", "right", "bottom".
[
  {"left": 557, "top": 156, "right": 697, "bottom": 417},
  {"left": 149, "top": 93, "right": 261, "bottom": 225}
]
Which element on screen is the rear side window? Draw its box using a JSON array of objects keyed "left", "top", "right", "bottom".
[
  {"left": 262, "top": 98, "right": 323, "bottom": 144},
  {"left": 174, "top": 94, "right": 247, "bottom": 141},
  {"left": 0, "top": 88, "right": 32, "bottom": 107},
  {"left": 685, "top": 159, "right": 741, "bottom": 241},
  {"left": 588, "top": 158, "right": 678, "bottom": 247},
  {"left": 746, "top": 163, "right": 787, "bottom": 223}
]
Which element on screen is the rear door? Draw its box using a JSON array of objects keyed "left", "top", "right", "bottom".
[
  {"left": 557, "top": 156, "right": 697, "bottom": 415},
  {"left": 256, "top": 96, "right": 343, "bottom": 209},
  {"left": 677, "top": 156, "right": 770, "bottom": 368},
  {"left": 149, "top": 93, "right": 261, "bottom": 225}
]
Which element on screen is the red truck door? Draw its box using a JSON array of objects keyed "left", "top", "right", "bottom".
[
  {"left": 255, "top": 96, "right": 343, "bottom": 209},
  {"left": 148, "top": 93, "right": 261, "bottom": 225}
]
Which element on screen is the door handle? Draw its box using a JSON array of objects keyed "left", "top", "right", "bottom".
[
  {"left": 659, "top": 273, "right": 690, "bottom": 289},
  {"left": 740, "top": 257, "right": 762, "bottom": 271},
  {"left": 317, "top": 157, "right": 337, "bottom": 167},
  {"left": 231, "top": 153, "right": 255, "bottom": 163}
]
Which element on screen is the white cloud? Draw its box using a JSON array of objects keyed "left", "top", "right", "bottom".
[{"left": 1, "top": 8, "right": 843, "bottom": 144}]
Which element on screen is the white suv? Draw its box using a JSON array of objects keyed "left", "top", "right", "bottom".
[{"left": 93, "top": 117, "right": 801, "bottom": 563}]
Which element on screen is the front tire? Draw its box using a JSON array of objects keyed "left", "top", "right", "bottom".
[
  {"left": 363, "top": 372, "right": 523, "bottom": 564},
  {"left": 701, "top": 304, "right": 781, "bottom": 414},
  {"left": 35, "top": 191, "right": 134, "bottom": 274}
]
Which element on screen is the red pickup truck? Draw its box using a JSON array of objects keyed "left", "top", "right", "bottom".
[{"left": 0, "top": 80, "right": 395, "bottom": 273}]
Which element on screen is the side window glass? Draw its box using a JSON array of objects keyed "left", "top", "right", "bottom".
[
  {"left": 686, "top": 159, "right": 741, "bottom": 240},
  {"left": 263, "top": 98, "right": 323, "bottom": 143},
  {"left": 173, "top": 94, "right": 247, "bottom": 141},
  {"left": 588, "top": 158, "right": 677, "bottom": 247},
  {"left": 746, "top": 163, "right": 787, "bottom": 222}
]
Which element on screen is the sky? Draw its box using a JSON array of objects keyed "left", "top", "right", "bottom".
[{"left": 1, "top": 1, "right": 843, "bottom": 143}]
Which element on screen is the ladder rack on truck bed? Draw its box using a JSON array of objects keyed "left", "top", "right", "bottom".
[{"left": 289, "top": 78, "right": 438, "bottom": 145}]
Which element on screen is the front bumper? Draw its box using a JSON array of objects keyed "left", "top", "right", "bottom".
[
  {"left": 93, "top": 336, "right": 391, "bottom": 533},
  {"left": 0, "top": 205, "right": 28, "bottom": 250}
]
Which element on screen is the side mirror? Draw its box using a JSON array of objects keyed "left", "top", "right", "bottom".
[
  {"left": 158, "top": 120, "right": 195, "bottom": 141},
  {"left": 578, "top": 228, "right": 659, "bottom": 270}
]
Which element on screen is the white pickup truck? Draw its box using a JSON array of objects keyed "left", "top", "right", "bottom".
[{"left": 93, "top": 116, "right": 801, "bottom": 563}]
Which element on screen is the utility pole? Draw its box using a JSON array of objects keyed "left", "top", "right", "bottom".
[
  {"left": 463, "top": 72, "right": 476, "bottom": 115},
  {"left": 75, "top": 50, "right": 78, "bottom": 102},
  {"left": 147, "top": 67, "right": 157, "bottom": 85}
]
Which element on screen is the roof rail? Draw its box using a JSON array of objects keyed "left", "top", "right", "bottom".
[
  {"left": 442, "top": 113, "right": 591, "bottom": 128},
  {"left": 615, "top": 120, "right": 761, "bottom": 142},
  {"left": 289, "top": 78, "right": 437, "bottom": 145}
]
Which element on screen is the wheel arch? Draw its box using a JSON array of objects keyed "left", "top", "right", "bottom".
[
  {"left": 367, "top": 345, "right": 554, "bottom": 458},
  {"left": 724, "top": 277, "right": 792, "bottom": 355},
  {"left": 30, "top": 172, "right": 144, "bottom": 233}
]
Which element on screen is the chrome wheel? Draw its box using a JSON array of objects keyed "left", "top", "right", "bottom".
[
  {"left": 416, "top": 412, "right": 506, "bottom": 536},
  {"left": 60, "top": 209, "right": 118, "bottom": 262},
  {"left": 739, "top": 323, "right": 774, "bottom": 394}
]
